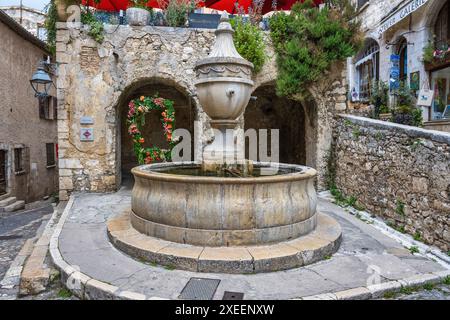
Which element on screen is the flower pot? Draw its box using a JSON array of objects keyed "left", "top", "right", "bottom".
[{"left": 126, "top": 7, "right": 149, "bottom": 26}]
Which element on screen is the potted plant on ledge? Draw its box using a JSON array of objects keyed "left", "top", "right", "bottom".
[{"left": 127, "top": 0, "right": 150, "bottom": 26}]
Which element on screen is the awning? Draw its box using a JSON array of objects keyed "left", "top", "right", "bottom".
[
  {"left": 355, "top": 53, "right": 374, "bottom": 67},
  {"left": 376, "top": 0, "right": 429, "bottom": 37}
]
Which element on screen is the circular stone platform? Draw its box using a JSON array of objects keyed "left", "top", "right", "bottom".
[{"left": 107, "top": 211, "right": 342, "bottom": 274}]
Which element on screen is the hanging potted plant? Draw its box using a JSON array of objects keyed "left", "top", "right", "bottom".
[{"left": 127, "top": 0, "right": 150, "bottom": 26}]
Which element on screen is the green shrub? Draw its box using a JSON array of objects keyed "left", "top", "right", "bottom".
[
  {"left": 370, "top": 81, "right": 389, "bottom": 118},
  {"left": 81, "top": 10, "right": 104, "bottom": 43},
  {"left": 44, "top": 1, "right": 58, "bottom": 55},
  {"left": 269, "top": 0, "right": 362, "bottom": 99},
  {"left": 423, "top": 41, "right": 435, "bottom": 63},
  {"left": 231, "top": 17, "right": 266, "bottom": 73}
]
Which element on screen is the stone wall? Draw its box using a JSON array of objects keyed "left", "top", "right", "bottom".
[
  {"left": 333, "top": 115, "right": 450, "bottom": 251},
  {"left": 55, "top": 22, "right": 349, "bottom": 199}
]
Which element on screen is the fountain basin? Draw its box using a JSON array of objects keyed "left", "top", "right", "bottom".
[{"left": 131, "top": 162, "right": 318, "bottom": 246}]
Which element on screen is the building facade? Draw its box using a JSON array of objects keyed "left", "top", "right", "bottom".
[
  {"left": 348, "top": 0, "right": 450, "bottom": 130},
  {"left": 0, "top": 10, "right": 58, "bottom": 205},
  {"left": 0, "top": 5, "right": 47, "bottom": 41}
]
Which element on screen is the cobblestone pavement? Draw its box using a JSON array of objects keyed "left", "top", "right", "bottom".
[
  {"left": 382, "top": 283, "right": 450, "bottom": 300},
  {"left": 0, "top": 205, "right": 54, "bottom": 299}
]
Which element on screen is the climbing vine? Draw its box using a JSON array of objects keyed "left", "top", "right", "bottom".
[
  {"left": 81, "top": 8, "right": 105, "bottom": 44},
  {"left": 127, "top": 95, "right": 178, "bottom": 164},
  {"left": 230, "top": 16, "right": 266, "bottom": 73},
  {"left": 44, "top": 0, "right": 60, "bottom": 55},
  {"left": 269, "top": 0, "right": 363, "bottom": 99}
]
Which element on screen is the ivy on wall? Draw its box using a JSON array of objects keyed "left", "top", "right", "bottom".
[{"left": 269, "top": 0, "right": 363, "bottom": 99}]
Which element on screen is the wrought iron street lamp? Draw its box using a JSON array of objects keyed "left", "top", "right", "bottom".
[{"left": 30, "top": 60, "right": 54, "bottom": 97}]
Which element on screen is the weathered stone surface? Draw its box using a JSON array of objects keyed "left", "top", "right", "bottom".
[
  {"left": 106, "top": 211, "right": 342, "bottom": 274},
  {"left": 334, "top": 115, "right": 450, "bottom": 251},
  {"left": 198, "top": 247, "right": 254, "bottom": 274},
  {"left": 84, "top": 279, "right": 118, "bottom": 300},
  {"left": 334, "top": 287, "right": 371, "bottom": 300},
  {"left": 56, "top": 23, "right": 348, "bottom": 197}
]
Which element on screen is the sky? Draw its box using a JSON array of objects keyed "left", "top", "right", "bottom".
[{"left": 0, "top": 0, "right": 50, "bottom": 12}]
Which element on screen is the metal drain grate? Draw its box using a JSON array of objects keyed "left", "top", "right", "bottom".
[
  {"left": 222, "top": 291, "right": 244, "bottom": 300},
  {"left": 179, "top": 278, "right": 221, "bottom": 300}
]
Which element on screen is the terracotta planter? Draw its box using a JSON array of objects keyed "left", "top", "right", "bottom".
[{"left": 126, "top": 7, "right": 149, "bottom": 26}]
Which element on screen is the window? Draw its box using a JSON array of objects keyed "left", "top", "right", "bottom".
[
  {"left": 397, "top": 38, "right": 408, "bottom": 82},
  {"left": 355, "top": 39, "right": 380, "bottom": 101},
  {"left": 46, "top": 143, "right": 56, "bottom": 167},
  {"left": 434, "top": 0, "right": 450, "bottom": 45},
  {"left": 39, "top": 96, "right": 57, "bottom": 120},
  {"left": 14, "top": 148, "right": 24, "bottom": 173}
]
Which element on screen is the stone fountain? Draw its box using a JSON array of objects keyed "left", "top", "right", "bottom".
[{"left": 107, "top": 13, "right": 342, "bottom": 273}]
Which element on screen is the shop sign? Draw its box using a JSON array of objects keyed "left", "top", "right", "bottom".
[
  {"left": 377, "top": 0, "right": 429, "bottom": 37},
  {"left": 417, "top": 89, "right": 433, "bottom": 106},
  {"left": 390, "top": 54, "right": 400, "bottom": 91}
]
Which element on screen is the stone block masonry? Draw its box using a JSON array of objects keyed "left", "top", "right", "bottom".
[
  {"left": 55, "top": 23, "right": 350, "bottom": 199},
  {"left": 333, "top": 115, "right": 450, "bottom": 251}
]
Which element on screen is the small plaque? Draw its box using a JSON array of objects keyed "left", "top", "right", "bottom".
[
  {"left": 80, "top": 116, "right": 94, "bottom": 125},
  {"left": 80, "top": 128, "right": 94, "bottom": 142}
]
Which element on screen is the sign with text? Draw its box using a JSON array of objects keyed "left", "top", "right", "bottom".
[
  {"left": 390, "top": 54, "right": 400, "bottom": 91},
  {"left": 80, "top": 116, "right": 94, "bottom": 125},
  {"left": 377, "top": 0, "right": 429, "bottom": 37}
]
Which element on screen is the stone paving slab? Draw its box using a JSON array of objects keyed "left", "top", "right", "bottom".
[{"left": 53, "top": 189, "right": 449, "bottom": 300}]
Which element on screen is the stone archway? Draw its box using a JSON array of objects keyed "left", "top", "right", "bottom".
[
  {"left": 244, "top": 85, "right": 318, "bottom": 167},
  {"left": 117, "top": 78, "right": 195, "bottom": 185}
]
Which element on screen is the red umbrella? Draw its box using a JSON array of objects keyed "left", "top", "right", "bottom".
[{"left": 205, "top": 0, "right": 322, "bottom": 14}]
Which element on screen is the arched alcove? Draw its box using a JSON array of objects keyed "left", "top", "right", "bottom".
[
  {"left": 244, "top": 85, "right": 318, "bottom": 167},
  {"left": 117, "top": 78, "right": 195, "bottom": 185}
]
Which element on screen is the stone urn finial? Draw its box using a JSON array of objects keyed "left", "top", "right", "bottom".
[
  {"left": 194, "top": 13, "right": 254, "bottom": 119},
  {"left": 194, "top": 12, "right": 255, "bottom": 163}
]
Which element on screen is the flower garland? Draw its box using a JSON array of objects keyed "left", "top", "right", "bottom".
[{"left": 127, "top": 95, "right": 176, "bottom": 165}]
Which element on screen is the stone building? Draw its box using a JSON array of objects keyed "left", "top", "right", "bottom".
[
  {"left": 55, "top": 22, "right": 349, "bottom": 200},
  {"left": 348, "top": 0, "right": 450, "bottom": 131},
  {"left": 0, "top": 5, "right": 47, "bottom": 41},
  {"left": 0, "top": 10, "right": 58, "bottom": 208}
]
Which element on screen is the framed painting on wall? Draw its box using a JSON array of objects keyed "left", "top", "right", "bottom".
[{"left": 410, "top": 71, "right": 420, "bottom": 91}]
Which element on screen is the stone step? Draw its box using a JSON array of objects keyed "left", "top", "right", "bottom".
[
  {"left": 0, "top": 193, "right": 11, "bottom": 201},
  {"left": 3, "top": 200, "right": 25, "bottom": 213},
  {"left": 107, "top": 211, "right": 342, "bottom": 274},
  {"left": 0, "top": 197, "right": 17, "bottom": 208}
]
